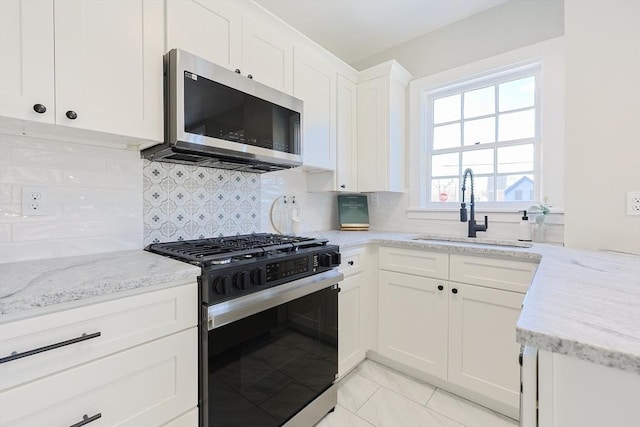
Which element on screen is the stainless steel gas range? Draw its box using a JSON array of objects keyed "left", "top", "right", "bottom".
[{"left": 146, "top": 233, "right": 343, "bottom": 427}]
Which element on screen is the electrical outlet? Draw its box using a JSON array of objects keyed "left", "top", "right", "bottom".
[
  {"left": 627, "top": 191, "right": 640, "bottom": 216},
  {"left": 22, "top": 186, "right": 47, "bottom": 216}
]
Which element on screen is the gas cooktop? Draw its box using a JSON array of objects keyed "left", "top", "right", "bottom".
[{"left": 145, "top": 233, "right": 329, "bottom": 266}]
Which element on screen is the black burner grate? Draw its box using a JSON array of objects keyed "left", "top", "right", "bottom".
[{"left": 146, "top": 233, "right": 327, "bottom": 265}]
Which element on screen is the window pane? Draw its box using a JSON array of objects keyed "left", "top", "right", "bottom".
[
  {"left": 499, "top": 76, "right": 535, "bottom": 112},
  {"left": 462, "top": 175, "right": 493, "bottom": 202},
  {"left": 433, "top": 94, "right": 460, "bottom": 124},
  {"left": 433, "top": 123, "right": 461, "bottom": 150},
  {"left": 464, "top": 117, "right": 495, "bottom": 146},
  {"left": 431, "top": 152, "right": 459, "bottom": 177},
  {"left": 462, "top": 149, "right": 493, "bottom": 175},
  {"left": 431, "top": 178, "right": 459, "bottom": 202},
  {"left": 496, "top": 174, "right": 534, "bottom": 202},
  {"left": 498, "top": 144, "right": 534, "bottom": 173},
  {"left": 464, "top": 86, "right": 494, "bottom": 118},
  {"left": 498, "top": 109, "right": 535, "bottom": 141}
]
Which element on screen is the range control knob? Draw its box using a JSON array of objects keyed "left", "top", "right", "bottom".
[
  {"left": 251, "top": 268, "right": 266, "bottom": 286},
  {"left": 213, "top": 276, "right": 231, "bottom": 295},
  {"left": 233, "top": 271, "right": 250, "bottom": 289},
  {"left": 318, "top": 253, "right": 332, "bottom": 267},
  {"left": 330, "top": 251, "right": 341, "bottom": 266}
]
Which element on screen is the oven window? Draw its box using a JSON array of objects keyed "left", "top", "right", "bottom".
[
  {"left": 184, "top": 72, "right": 300, "bottom": 154},
  {"left": 208, "top": 286, "right": 337, "bottom": 427}
]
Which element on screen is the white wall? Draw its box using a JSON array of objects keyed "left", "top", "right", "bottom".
[
  {"left": 563, "top": 0, "right": 640, "bottom": 254},
  {"left": 261, "top": 169, "right": 338, "bottom": 235},
  {"left": 351, "top": 0, "right": 564, "bottom": 77}
]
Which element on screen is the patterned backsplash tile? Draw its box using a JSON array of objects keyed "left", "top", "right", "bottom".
[{"left": 143, "top": 161, "right": 261, "bottom": 245}]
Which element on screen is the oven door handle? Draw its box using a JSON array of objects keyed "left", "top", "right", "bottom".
[{"left": 207, "top": 269, "right": 344, "bottom": 330}]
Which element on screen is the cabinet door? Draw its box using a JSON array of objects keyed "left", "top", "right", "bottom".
[
  {"left": 339, "top": 272, "right": 366, "bottom": 377},
  {"left": 242, "top": 16, "right": 293, "bottom": 94},
  {"left": 357, "top": 76, "right": 388, "bottom": 191},
  {"left": 0, "top": 0, "right": 54, "bottom": 123},
  {"left": 294, "top": 47, "right": 337, "bottom": 170},
  {"left": 448, "top": 282, "right": 524, "bottom": 410},
  {"left": 336, "top": 74, "right": 358, "bottom": 191},
  {"left": 53, "top": 0, "right": 164, "bottom": 141},
  {"left": 378, "top": 270, "right": 448, "bottom": 378},
  {"left": 166, "top": 0, "right": 242, "bottom": 71}
]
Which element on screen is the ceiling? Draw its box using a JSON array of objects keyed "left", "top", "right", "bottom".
[{"left": 254, "top": 0, "right": 509, "bottom": 65}]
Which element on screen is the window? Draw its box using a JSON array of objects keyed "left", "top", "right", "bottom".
[{"left": 424, "top": 64, "right": 540, "bottom": 206}]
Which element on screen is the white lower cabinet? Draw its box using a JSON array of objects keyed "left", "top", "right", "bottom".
[
  {"left": 0, "top": 329, "right": 197, "bottom": 427},
  {"left": 378, "top": 270, "right": 447, "bottom": 378},
  {"left": 378, "top": 247, "right": 535, "bottom": 418},
  {"left": 448, "top": 282, "right": 524, "bottom": 409},
  {"left": 537, "top": 350, "right": 640, "bottom": 427},
  {"left": 338, "top": 246, "right": 374, "bottom": 377},
  {"left": 0, "top": 282, "right": 198, "bottom": 427}
]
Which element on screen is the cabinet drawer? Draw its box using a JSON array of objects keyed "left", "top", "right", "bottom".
[
  {"left": 163, "top": 408, "right": 198, "bottom": 427},
  {"left": 0, "top": 328, "right": 197, "bottom": 427},
  {"left": 379, "top": 247, "right": 448, "bottom": 279},
  {"left": 0, "top": 282, "right": 197, "bottom": 390},
  {"left": 449, "top": 255, "right": 537, "bottom": 293},
  {"left": 339, "top": 247, "right": 366, "bottom": 277}
]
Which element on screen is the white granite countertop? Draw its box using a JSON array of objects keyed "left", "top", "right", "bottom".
[
  {"left": 309, "top": 230, "right": 640, "bottom": 374},
  {"left": 0, "top": 250, "right": 201, "bottom": 320},
  {"left": 1, "top": 231, "right": 638, "bottom": 374}
]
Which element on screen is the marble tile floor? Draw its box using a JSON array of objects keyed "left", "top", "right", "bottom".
[{"left": 316, "top": 360, "right": 518, "bottom": 427}]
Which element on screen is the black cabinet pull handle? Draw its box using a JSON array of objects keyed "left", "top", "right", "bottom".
[
  {"left": 247, "top": 74, "right": 253, "bottom": 79},
  {"left": 451, "top": 288, "right": 458, "bottom": 294},
  {"left": 33, "top": 104, "right": 47, "bottom": 114},
  {"left": 0, "top": 332, "right": 101, "bottom": 364},
  {"left": 235, "top": 69, "right": 241, "bottom": 74},
  {"left": 348, "top": 261, "right": 354, "bottom": 266},
  {"left": 437, "top": 285, "right": 444, "bottom": 291},
  {"left": 69, "top": 413, "right": 102, "bottom": 427},
  {"left": 340, "top": 184, "right": 346, "bottom": 189},
  {"left": 66, "top": 110, "right": 78, "bottom": 120}
]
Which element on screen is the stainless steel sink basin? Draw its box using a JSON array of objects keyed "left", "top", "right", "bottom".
[{"left": 412, "top": 235, "right": 533, "bottom": 248}]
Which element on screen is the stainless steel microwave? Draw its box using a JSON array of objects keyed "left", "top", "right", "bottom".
[{"left": 142, "top": 49, "right": 303, "bottom": 172}]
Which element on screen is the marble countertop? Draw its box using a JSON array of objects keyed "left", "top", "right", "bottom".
[
  {"left": 309, "top": 230, "right": 640, "bottom": 374},
  {"left": 0, "top": 250, "right": 201, "bottom": 321}
]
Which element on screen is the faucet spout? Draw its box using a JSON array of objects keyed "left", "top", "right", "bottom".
[{"left": 460, "top": 168, "right": 488, "bottom": 238}]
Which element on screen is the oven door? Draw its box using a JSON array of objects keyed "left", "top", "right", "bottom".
[{"left": 201, "top": 270, "right": 342, "bottom": 427}]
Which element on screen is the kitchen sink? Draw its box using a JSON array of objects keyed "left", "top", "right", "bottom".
[{"left": 412, "top": 235, "right": 533, "bottom": 248}]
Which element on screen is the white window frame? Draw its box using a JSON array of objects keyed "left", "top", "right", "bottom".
[
  {"left": 423, "top": 62, "right": 541, "bottom": 210},
  {"left": 408, "top": 37, "right": 565, "bottom": 217}
]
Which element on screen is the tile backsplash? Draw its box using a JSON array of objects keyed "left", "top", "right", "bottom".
[
  {"left": 142, "top": 160, "right": 261, "bottom": 245},
  {"left": 0, "top": 134, "right": 143, "bottom": 263}
]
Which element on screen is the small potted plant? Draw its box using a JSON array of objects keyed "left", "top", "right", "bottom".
[{"left": 528, "top": 197, "right": 551, "bottom": 242}]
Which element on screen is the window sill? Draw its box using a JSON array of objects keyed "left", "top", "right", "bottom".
[{"left": 406, "top": 206, "right": 564, "bottom": 224}]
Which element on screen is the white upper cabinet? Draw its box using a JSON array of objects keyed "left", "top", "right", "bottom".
[
  {"left": 166, "top": 0, "right": 242, "bottom": 71},
  {"left": 242, "top": 15, "right": 294, "bottom": 94},
  {"left": 335, "top": 74, "right": 358, "bottom": 191},
  {"left": 357, "top": 61, "right": 412, "bottom": 192},
  {"left": 0, "top": 0, "right": 55, "bottom": 123},
  {"left": 0, "top": 0, "right": 164, "bottom": 145},
  {"left": 54, "top": 0, "right": 164, "bottom": 141},
  {"left": 294, "top": 46, "right": 337, "bottom": 171}
]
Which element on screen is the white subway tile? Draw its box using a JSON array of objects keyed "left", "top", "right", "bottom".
[
  {"left": 12, "top": 219, "right": 141, "bottom": 241},
  {"left": 11, "top": 146, "right": 107, "bottom": 171},
  {"left": 63, "top": 203, "right": 142, "bottom": 221},
  {"left": 0, "top": 223, "right": 12, "bottom": 242},
  {"left": 62, "top": 169, "right": 142, "bottom": 189},
  {"left": 0, "top": 240, "right": 66, "bottom": 264},
  {"left": 0, "top": 166, "right": 63, "bottom": 185},
  {"left": 63, "top": 234, "right": 143, "bottom": 257}
]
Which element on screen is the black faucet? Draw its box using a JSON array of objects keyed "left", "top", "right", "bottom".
[{"left": 460, "top": 168, "right": 488, "bottom": 238}]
